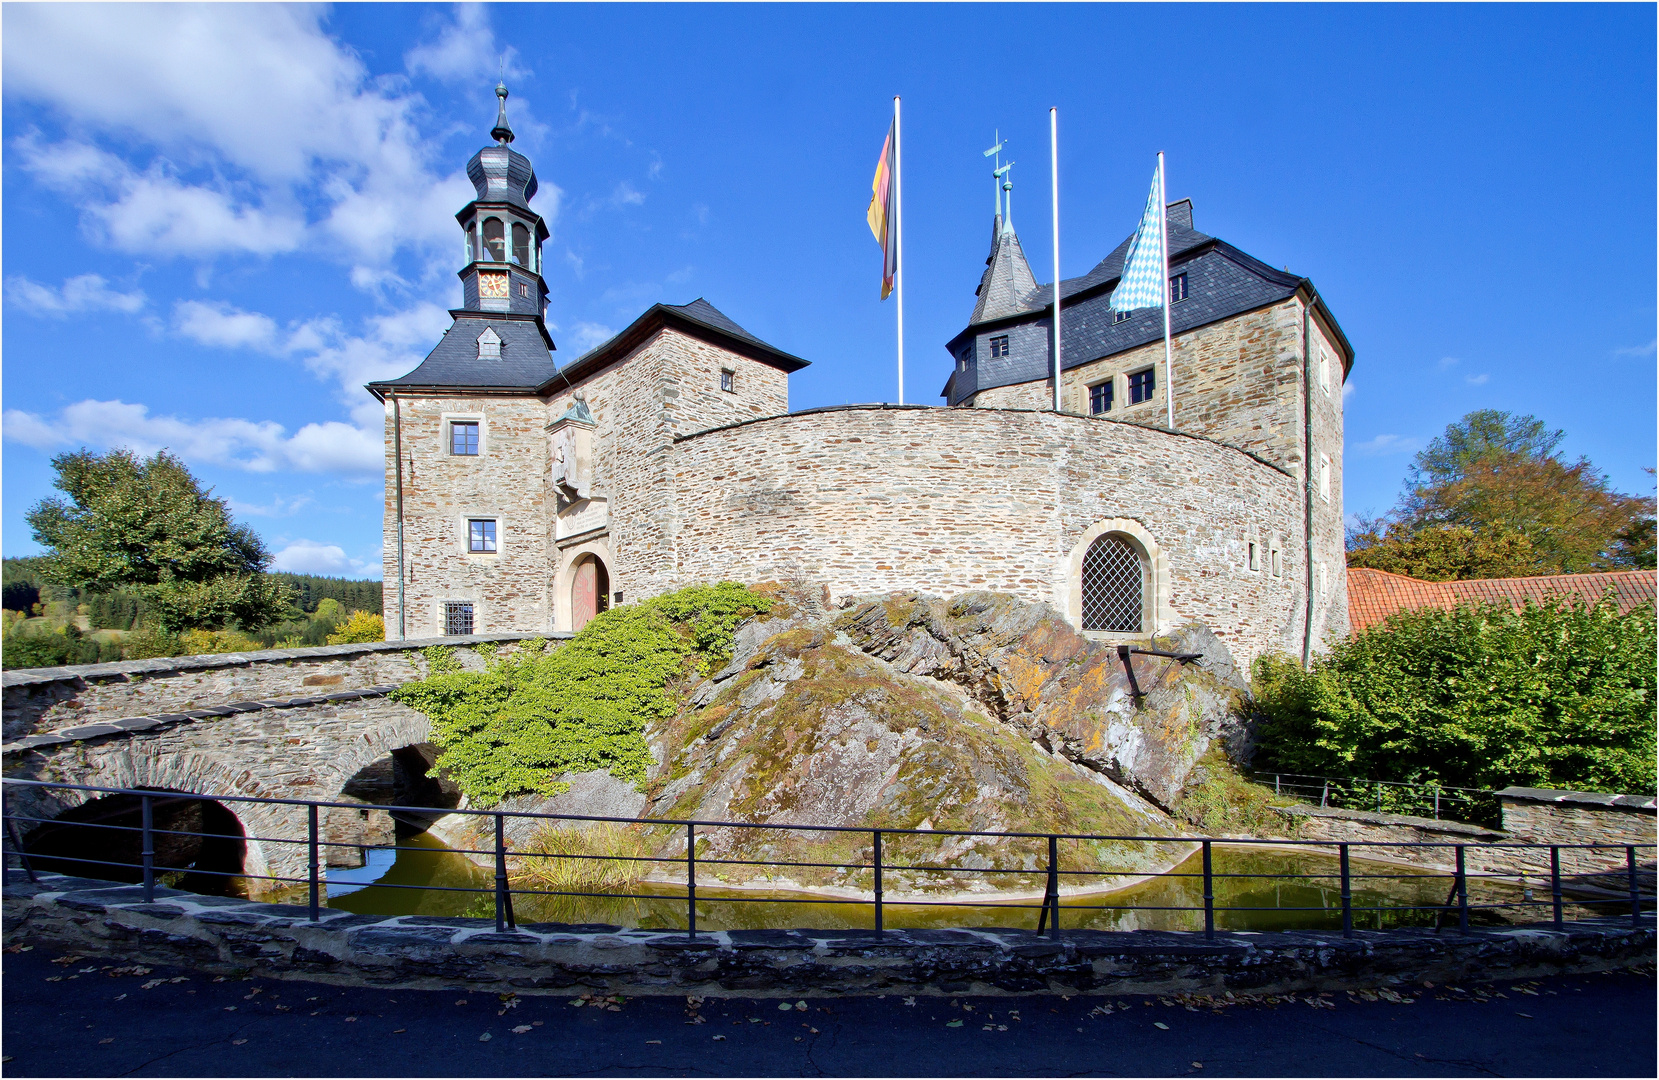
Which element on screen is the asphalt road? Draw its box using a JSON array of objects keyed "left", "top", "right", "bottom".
[{"left": 1, "top": 945, "right": 1653, "bottom": 1077}]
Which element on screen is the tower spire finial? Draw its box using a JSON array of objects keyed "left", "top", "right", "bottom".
[{"left": 491, "top": 81, "right": 515, "bottom": 145}]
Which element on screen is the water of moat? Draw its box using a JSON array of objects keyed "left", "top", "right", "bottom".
[{"left": 314, "top": 832, "right": 1564, "bottom": 932}]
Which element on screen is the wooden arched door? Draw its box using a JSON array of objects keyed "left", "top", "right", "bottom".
[{"left": 570, "top": 555, "right": 610, "bottom": 632}]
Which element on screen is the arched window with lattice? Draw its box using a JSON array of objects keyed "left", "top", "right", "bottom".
[{"left": 1080, "top": 533, "right": 1146, "bottom": 632}]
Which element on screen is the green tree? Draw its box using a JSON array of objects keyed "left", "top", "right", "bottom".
[
  {"left": 1252, "top": 597, "right": 1657, "bottom": 795},
  {"left": 1351, "top": 411, "right": 1656, "bottom": 578},
  {"left": 25, "top": 449, "right": 289, "bottom": 633}
]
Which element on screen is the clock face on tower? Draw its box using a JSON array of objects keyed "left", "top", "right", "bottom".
[{"left": 478, "top": 272, "right": 509, "bottom": 299}]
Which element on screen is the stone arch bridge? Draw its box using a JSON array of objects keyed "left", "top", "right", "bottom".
[{"left": 2, "top": 634, "right": 556, "bottom": 892}]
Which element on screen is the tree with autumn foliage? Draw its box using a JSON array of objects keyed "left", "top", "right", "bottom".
[{"left": 1349, "top": 411, "right": 1656, "bottom": 580}]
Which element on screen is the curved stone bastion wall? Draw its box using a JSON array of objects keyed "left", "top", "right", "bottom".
[{"left": 670, "top": 406, "right": 1306, "bottom": 666}]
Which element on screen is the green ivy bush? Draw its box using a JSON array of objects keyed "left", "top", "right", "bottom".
[
  {"left": 393, "top": 583, "right": 771, "bottom": 806},
  {"left": 1252, "top": 597, "right": 1656, "bottom": 795}
]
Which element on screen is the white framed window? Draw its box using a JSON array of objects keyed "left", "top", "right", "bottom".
[
  {"left": 467, "top": 518, "right": 497, "bottom": 554},
  {"left": 720, "top": 368, "right": 735, "bottom": 393},
  {"left": 1128, "top": 367, "right": 1156, "bottom": 405},
  {"left": 1318, "top": 453, "right": 1332, "bottom": 503}
]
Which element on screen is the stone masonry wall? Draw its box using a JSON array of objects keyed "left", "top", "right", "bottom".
[
  {"left": 382, "top": 393, "right": 553, "bottom": 637},
  {"left": 973, "top": 298, "right": 1348, "bottom": 648},
  {"left": 668, "top": 406, "right": 1305, "bottom": 667},
  {"left": 2, "top": 634, "right": 547, "bottom": 741},
  {"left": 5, "top": 695, "right": 434, "bottom": 889},
  {"left": 543, "top": 327, "right": 790, "bottom": 628},
  {"left": 1500, "top": 793, "right": 1658, "bottom": 851}
]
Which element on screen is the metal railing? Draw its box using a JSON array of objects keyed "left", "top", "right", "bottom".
[
  {"left": 2, "top": 777, "right": 1651, "bottom": 942},
  {"left": 1251, "top": 770, "right": 1503, "bottom": 826}
]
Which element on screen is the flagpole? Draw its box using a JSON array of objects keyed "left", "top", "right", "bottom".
[
  {"left": 1050, "top": 107, "right": 1061, "bottom": 413},
  {"left": 1159, "top": 151, "right": 1173, "bottom": 429},
  {"left": 894, "top": 95, "right": 905, "bottom": 406}
]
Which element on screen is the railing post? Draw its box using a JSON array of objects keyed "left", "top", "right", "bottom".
[
  {"left": 1202, "top": 839, "right": 1215, "bottom": 940},
  {"left": 1433, "top": 788, "right": 1440, "bottom": 820},
  {"left": 493, "top": 812, "right": 515, "bottom": 933},
  {"left": 2, "top": 792, "right": 37, "bottom": 885},
  {"left": 1376, "top": 782, "right": 1382, "bottom": 813},
  {"left": 1274, "top": 774, "right": 1281, "bottom": 796},
  {"left": 1628, "top": 846, "right": 1641, "bottom": 928},
  {"left": 307, "top": 803, "right": 320, "bottom": 922},
  {"left": 686, "top": 822, "right": 697, "bottom": 940},
  {"left": 1455, "top": 845, "right": 1469, "bottom": 934},
  {"left": 140, "top": 794, "right": 155, "bottom": 902},
  {"left": 1550, "top": 846, "right": 1563, "bottom": 929},
  {"left": 872, "top": 829, "right": 884, "bottom": 938},
  {"left": 1339, "top": 843, "right": 1353, "bottom": 938},
  {"left": 1048, "top": 834, "right": 1061, "bottom": 939},
  {"left": 1320, "top": 780, "right": 1329, "bottom": 808}
]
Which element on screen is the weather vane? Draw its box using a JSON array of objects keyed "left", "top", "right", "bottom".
[{"left": 984, "top": 131, "right": 1014, "bottom": 230}]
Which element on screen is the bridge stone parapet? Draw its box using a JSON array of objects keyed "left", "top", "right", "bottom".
[{"left": 3, "top": 632, "right": 564, "bottom": 742}]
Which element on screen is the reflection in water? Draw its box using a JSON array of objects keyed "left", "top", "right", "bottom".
[{"left": 325, "top": 833, "right": 1576, "bottom": 931}]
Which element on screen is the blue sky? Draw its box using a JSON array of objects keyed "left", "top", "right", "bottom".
[{"left": 4, "top": 2, "right": 1654, "bottom": 578}]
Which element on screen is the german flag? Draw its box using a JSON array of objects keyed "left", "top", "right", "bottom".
[{"left": 866, "top": 118, "right": 898, "bottom": 300}]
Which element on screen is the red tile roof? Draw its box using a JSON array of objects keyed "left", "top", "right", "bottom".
[{"left": 1347, "top": 567, "right": 1658, "bottom": 634}]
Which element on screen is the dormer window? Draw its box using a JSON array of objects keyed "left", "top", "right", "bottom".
[
  {"left": 1114, "top": 310, "right": 1132, "bottom": 323},
  {"left": 477, "top": 327, "right": 502, "bottom": 360},
  {"left": 1169, "top": 273, "right": 1189, "bottom": 303},
  {"left": 518, "top": 282, "right": 530, "bottom": 298},
  {"left": 483, "top": 217, "right": 506, "bottom": 262},
  {"left": 988, "top": 335, "right": 1010, "bottom": 358}
]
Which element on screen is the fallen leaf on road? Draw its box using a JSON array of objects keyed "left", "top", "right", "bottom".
[
  {"left": 532, "top": 1021, "right": 543, "bottom": 1027},
  {"left": 98, "top": 1039, "right": 113, "bottom": 1044},
  {"left": 1154, "top": 1022, "right": 1169, "bottom": 1030},
  {"left": 946, "top": 1020, "right": 964, "bottom": 1028},
  {"left": 903, "top": 997, "right": 916, "bottom": 1006},
  {"left": 343, "top": 1016, "right": 355, "bottom": 1022},
  {"left": 795, "top": 1001, "right": 807, "bottom": 1010},
  {"left": 778, "top": 1003, "right": 792, "bottom": 1011},
  {"left": 392, "top": 1029, "right": 406, "bottom": 1034},
  {"left": 646, "top": 1039, "right": 662, "bottom": 1045},
  {"left": 479, "top": 1033, "right": 491, "bottom": 1042},
  {"left": 712, "top": 1035, "right": 725, "bottom": 1041},
  {"left": 568, "top": 999, "right": 584, "bottom": 1007},
  {"left": 232, "top": 1040, "right": 247, "bottom": 1046},
  {"left": 456, "top": 999, "right": 469, "bottom": 1006},
  {"left": 1516, "top": 1013, "right": 1533, "bottom": 1019},
  {"left": 223, "top": 1006, "right": 236, "bottom": 1012},
  {"left": 512, "top": 1025, "right": 532, "bottom": 1034},
  {"left": 113, "top": 995, "right": 127, "bottom": 1002}
]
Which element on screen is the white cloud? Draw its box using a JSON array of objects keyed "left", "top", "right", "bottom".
[
  {"left": 565, "top": 250, "right": 586, "bottom": 280},
  {"left": 4, "top": 5, "right": 546, "bottom": 276},
  {"left": 1342, "top": 380, "right": 1356, "bottom": 402},
  {"left": 1438, "top": 356, "right": 1459, "bottom": 368},
  {"left": 1465, "top": 373, "right": 1490, "bottom": 386},
  {"left": 2, "top": 400, "right": 381, "bottom": 475},
  {"left": 228, "top": 494, "right": 317, "bottom": 518},
  {"left": 174, "top": 300, "right": 283, "bottom": 352},
  {"left": 405, "top": 4, "right": 524, "bottom": 84},
  {"left": 1614, "top": 339, "right": 1656, "bottom": 357},
  {"left": 5, "top": 273, "right": 145, "bottom": 317},
  {"left": 570, "top": 322, "right": 618, "bottom": 352},
  {"left": 611, "top": 180, "right": 646, "bottom": 207},
  {"left": 1352, "top": 433, "right": 1422, "bottom": 457},
  {"left": 271, "top": 539, "right": 381, "bottom": 578}
]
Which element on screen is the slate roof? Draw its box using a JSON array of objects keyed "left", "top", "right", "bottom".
[
  {"left": 971, "top": 221, "right": 1040, "bottom": 324},
  {"left": 366, "top": 313, "right": 557, "bottom": 397},
  {"left": 549, "top": 298, "right": 808, "bottom": 389},
  {"left": 942, "top": 200, "right": 1354, "bottom": 405},
  {"left": 1347, "top": 567, "right": 1658, "bottom": 633}
]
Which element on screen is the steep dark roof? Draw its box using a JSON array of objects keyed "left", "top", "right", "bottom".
[
  {"left": 942, "top": 200, "right": 1353, "bottom": 404},
  {"left": 971, "top": 222, "right": 1039, "bottom": 324},
  {"left": 540, "top": 298, "right": 808, "bottom": 392},
  {"left": 366, "top": 313, "right": 556, "bottom": 397}
]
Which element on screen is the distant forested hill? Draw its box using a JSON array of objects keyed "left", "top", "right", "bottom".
[
  {"left": 2, "top": 558, "right": 380, "bottom": 617},
  {"left": 266, "top": 573, "right": 382, "bottom": 614}
]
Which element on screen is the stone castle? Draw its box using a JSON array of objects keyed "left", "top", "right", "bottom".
[{"left": 368, "top": 88, "right": 1353, "bottom": 668}]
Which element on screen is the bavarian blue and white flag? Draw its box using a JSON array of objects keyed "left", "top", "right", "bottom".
[{"left": 1109, "top": 166, "right": 1165, "bottom": 313}]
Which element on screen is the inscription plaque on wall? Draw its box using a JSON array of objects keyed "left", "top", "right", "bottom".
[{"left": 557, "top": 498, "right": 608, "bottom": 541}]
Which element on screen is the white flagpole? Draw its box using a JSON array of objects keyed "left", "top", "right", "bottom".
[
  {"left": 1159, "top": 151, "right": 1173, "bottom": 429},
  {"left": 1050, "top": 107, "right": 1062, "bottom": 413},
  {"left": 894, "top": 95, "right": 905, "bottom": 406}
]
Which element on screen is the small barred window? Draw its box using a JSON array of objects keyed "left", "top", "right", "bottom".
[
  {"left": 444, "top": 602, "right": 475, "bottom": 636},
  {"left": 1080, "top": 534, "right": 1145, "bottom": 633}
]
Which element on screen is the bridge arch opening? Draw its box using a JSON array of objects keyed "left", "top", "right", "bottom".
[
  {"left": 23, "top": 790, "right": 248, "bottom": 896},
  {"left": 325, "top": 743, "right": 461, "bottom": 868}
]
